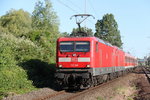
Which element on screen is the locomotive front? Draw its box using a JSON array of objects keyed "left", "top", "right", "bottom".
[{"left": 55, "top": 37, "right": 94, "bottom": 89}]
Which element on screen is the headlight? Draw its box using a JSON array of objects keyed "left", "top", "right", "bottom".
[
  {"left": 86, "top": 65, "right": 90, "bottom": 68},
  {"left": 59, "top": 64, "right": 62, "bottom": 68}
]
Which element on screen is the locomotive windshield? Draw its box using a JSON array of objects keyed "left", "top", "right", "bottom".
[
  {"left": 60, "top": 42, "right": 74, "bottom": 52},
  {"left": 75, "top": 41, "right": 90, "bottom": 52},
  {"left": 60, "top": 41, "right": 90, "bottom": 52}
]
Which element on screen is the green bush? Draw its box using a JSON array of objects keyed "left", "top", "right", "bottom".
[
  {"left": 0, "top": 37, "right": 36, "bottom": 99},
  {"left": 0, "top": 1, "right": 60, "bottom": 99},
  {"left": 0, "top": 33, "right": 56, "bottom": 99}
]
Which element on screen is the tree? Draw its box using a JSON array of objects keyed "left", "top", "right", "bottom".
[
  {"left": 0, "top": 9, "right": 32, "bottom": 37},
  {"left": 32, "top": 0, "right": 59, "bottom": 33},
  {"left": 70, "top": 27, "right": 93, "bottom": 36},
  {"left": 30, "top": 0, "right": 60, "bottom": 62},
  {"left": 147, "top": 56, "right": 150, "bottom": 66},
  {"left": 61, "top": 32, "right": 70, "bottom": 37},
  {"left": 94, "top": 13, "right": 122, "bottom": 48}
]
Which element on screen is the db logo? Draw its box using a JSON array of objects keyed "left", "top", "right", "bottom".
[{"left": 71, "top": 58, "right": 78, "bottom": 62}]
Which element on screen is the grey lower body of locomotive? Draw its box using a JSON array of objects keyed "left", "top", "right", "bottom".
[{"left": 55, "top": 66, "right": 135, "bottom": 90}]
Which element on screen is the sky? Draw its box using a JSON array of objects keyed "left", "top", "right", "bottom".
[{"left": 0, "top": 0, "right": 150, "bottom": 58}]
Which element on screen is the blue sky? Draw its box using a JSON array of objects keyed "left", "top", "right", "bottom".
[{"left": 0, "top": 0, "right": 150, "bottom": 58}]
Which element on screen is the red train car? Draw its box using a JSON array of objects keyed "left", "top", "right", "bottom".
[{"left": 55, "top": 36, "right": 137, "bottom": 89}]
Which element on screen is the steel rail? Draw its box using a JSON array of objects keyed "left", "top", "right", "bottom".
[
  {"left": 142, "top": 67, "right": 150, "bottom": 83},
  {"left": 33, "top": 90, "right": 65, "bottom": 100}
]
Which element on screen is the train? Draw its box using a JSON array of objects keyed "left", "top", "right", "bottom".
[{"left": 55, "top": 36, "right": 137, "bottom": 90}]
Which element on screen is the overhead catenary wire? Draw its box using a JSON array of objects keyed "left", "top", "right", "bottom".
[
  {"left": 56, "top": 0, "right": 78, "bottom": 13},
  {"left": 87, "top": 0, "right": 99, "bottom": 19},
  {"left": 84, "top": 0, "right": 87, "bottom": 27},
  {"left": 87, "top": 19, "right": 95, "bottom": 25},
  {"left": 56, "top": 0, "right": 96, "bottom": 21},
  {"left": 56, "top": 0, "right": 96, "bottom": 32},
  {"left": 67, "top": 0, "right": 84, "bottom": 13}
]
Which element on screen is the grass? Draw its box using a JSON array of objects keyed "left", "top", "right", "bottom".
[
  {"left": 127, "top": 96, "right": 134, "bottom": 100},
  {"left": 112, "top": 84, "right": 137, "bottom": 100},
  {"left": 113, "top": 85, "right": 126, "bottom": 95},
  {"left": 97, "top": 96, "right": 104, "bottom": 100}
]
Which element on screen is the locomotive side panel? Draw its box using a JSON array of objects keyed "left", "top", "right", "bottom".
[{"left": 92, "top": 41, "right": 120, "bottom": 76}]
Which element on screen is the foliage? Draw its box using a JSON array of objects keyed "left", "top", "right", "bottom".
[
  {"left": 61, "top": 32, "right": 70, "bottom": 37},
  {"left": 147, "top": 56, "right": 150, "bottom": 66},
  {"left": 30, "top": 0, "right": 60, "bottom": 62},
  {"left": 32, "top": 0, "right": 59, "bottom": 34},
  {"left": 26, "top": 30, "right": 59, "bottom": 62},
  {"left": 0, "top": 9, "right": 32, "bottom": 37},
  {"left": 0, "top": 0, "right": 60, "bottom": 98},
  {"left": 94, "top": 13, "right": 123, "bottom": 48},
  {"left": 0, "top": 32, "right": 57, "bottom": 99},
  {"left": 0, "top": 36, "right": 35, "bottom": 99},
  {"left": 70, "top": 27, "right": 93, "bottom": 36},
  {"left": 97, "top": 96, "right": 104, "bottom": 100}
]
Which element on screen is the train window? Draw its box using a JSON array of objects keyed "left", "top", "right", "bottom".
[
  {"left": 60, "top": 41, "right": 74, "bottom": 52},
  {"left": 125, "top": 56, "right": 130, "bottom": 63},
  {"left": 125, "top": 57, "right": 127, "bottom": 62},
  {"left": 75, "top": 41, "right": 90, "bottom": 52},
  {"left": 59, "top": 41, "right": 90, "bottom": 52},
  {"left": 96, "top": 42, "right": 98, "bottom": 52}
]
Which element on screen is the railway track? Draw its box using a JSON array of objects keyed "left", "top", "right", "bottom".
[
  {"left": 142, "top": 67, "right": 150, "bottom": 83},
  {"left": 33, "top": 90, "right": 66, "bottom": 100},
  {"left": 42, "top": 67, "right": 147, "bottom": 100},
  {"left": 33, "top": 73, "right": 131, "bottom": 100},
  {"left": 63, "top": 77, "right": 120, "bottom": 100},
  {"left": 66, "top": 73, "right": 136, "bottom": 100}
]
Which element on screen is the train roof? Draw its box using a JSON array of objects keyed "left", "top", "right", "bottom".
[
  {"left": 58, "top": 36, "right": 113, "bottom": 47},
  {"left": 95, "top": 37, "right": 113, "bottom": 47},
  {"left": 58, "top": 36, "right": 122, "bottom": 49}
]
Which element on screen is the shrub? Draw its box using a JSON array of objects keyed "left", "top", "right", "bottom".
[
  {"left": 0, "top": 32, "right": 57, "bottom": 98},
  {"left": 0, "top": 37, "right": 35, "bottom": 99}
]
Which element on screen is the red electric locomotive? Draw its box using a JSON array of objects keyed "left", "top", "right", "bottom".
[
  {"left": 55, "top": 36, "right": 137, "bottom": 89},
  {"left": 55, "top": 14, "right": 137, "bottom": 89}
]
